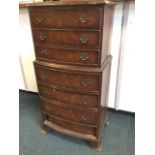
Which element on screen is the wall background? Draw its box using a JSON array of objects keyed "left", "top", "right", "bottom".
[{"left": 19, "top": 2, "right": 135, "bottom": 112}]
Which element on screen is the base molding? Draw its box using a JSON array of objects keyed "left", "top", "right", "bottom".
[
  {"left": 43, "top": 120, "right": 97, "bottom": 141},
  {"left": 42, "top": 120, "right": 104, "bottom": 151}
]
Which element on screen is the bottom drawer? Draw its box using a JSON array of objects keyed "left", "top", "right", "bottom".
[
  {"left": 41, "top": 99, "right": 97, "bottom": 126},
  {"left": 47, "top": 115, "right": 96, "bottom": 135}
]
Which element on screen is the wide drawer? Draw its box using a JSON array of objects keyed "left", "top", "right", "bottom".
[
  {"left": 29, "top": 7, "right": 101, "bottom": 29},
  {"left": 41, "top": 99, "right": 97, "bottom": 126},
  {"left": 35, "top": 65, "right": 100, "bottom": 92},
  {"left": 47, "top": 115, "right": 96, "bottom": 135},
  {"left": 33, "top": 29, "right": 100, "bottom": 48},
  {"left": 35, "top": 45, "right": 99, "bottom": 66},
  {"left": 38, "top": 84, "right": 98, "bottom": 108}
]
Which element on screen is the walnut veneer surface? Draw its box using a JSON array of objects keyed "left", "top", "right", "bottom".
[{"left": 28, "top": 0, "right": 114, "bottom": 150}]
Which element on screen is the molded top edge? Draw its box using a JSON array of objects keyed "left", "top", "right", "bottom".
[
  {"left": 34, "top": 55, "right": 112, "bottom": 73},
  {"left": 27, "top": 0, "right": 119, "bottom": 7}
]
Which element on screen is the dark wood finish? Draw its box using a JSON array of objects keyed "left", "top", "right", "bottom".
[
  {"left": 41, "top": 98, "right": 97, "bottom": 126},
  {"left": 97, "top": 58, "right": 112, "bottom": 138},
  {"left": 35, "top": 65, "right": 100, "bottom": 92},
  {"left": 30, "top": 5, "right": 113, "bottom": 68},
  {"left": 35, "top": 45, "right": 99, "bottom": 66},
  {"left": 34, "top": 59, "right": 109, "bottom": 73},
  {"left": 44, "top": 120, "right": 97, "bottom": 141},
  {"left": 28, "top": 1, "right": 114, "bottom": 150},
  {"left": 48, "top": 115, "right": 96, "bottom": 135},
  {"left": 20, "top": 1, "right": 132, "bottom": 8},
  {"left": 38, "top": 84, "right": 98, "bottom": 108},
  {"left": 29, "top": 7, "right": 101, "bottom": 29},
  {"left": 28, "top": 1, "right": 118, "bottom": 7},
  {"left": 32, "top": 29, "right": 100, "bottom": 48}
]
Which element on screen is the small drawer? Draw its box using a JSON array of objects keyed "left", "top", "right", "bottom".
[
  {"left": 47, "top": 115, "right": 96, "bottom": 135},
  {"left": 42, "top": 99, "right": 97, "bottom": 126},
  {"left": 35, "top": 66, "right": 99, "bottom": 92},
  {"left": 33, "top": 29, "right": 100, "bottom": 48},
  {"left": 35, "top": 46, "right": 99, "bottom": 66},
  {"left": 38, "top": 84, "right": 98, "bottom": 108},
  {"left": 29, "top": 7, "right": 101, "bottom": 29}
]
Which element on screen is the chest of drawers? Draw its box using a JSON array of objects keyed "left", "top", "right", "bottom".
[{"left": 28, "top": 1, "right": 115, "bottom": 150}]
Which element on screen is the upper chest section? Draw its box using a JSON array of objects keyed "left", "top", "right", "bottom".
[{"left": 29, "top": 5, "right": 104, "bottom": 29}]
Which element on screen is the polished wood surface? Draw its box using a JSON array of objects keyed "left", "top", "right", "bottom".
[
  {"left": 38, "top": 84, "right": 98, "bottom": 107},
  {"left": 41, "top": 98, "right": 97, "bottom": 126},
  {"left": 33, "top": 29, "right": 100, "bottom": 47},
  {"left": 20, "top": 0, "right": 132, "bottom": 8},
  {"left": 29, "top": 6, "right": 101, "bottom": 28},
  {"left": 34, "top": 56, "right": 111, "bottom": 72},
  {"left": 44, "top": 120, "right": 97, "bottom": 141},
  {"left": 48, "top": 115, "right": 96, "bottom": 135},
  {"left": 30, "top": 4, "right": 113, "bottom": 68},
  {"left": 29, "top": 1, "right": 113, "bottom": 150},
  {"left": 35, "top": 45, "right": 99, "bottom": 66},
  {"left": 28, "top": 0, "right": 118, "bottom": 7},
  {"left": 35, "top": 65, "right": 100, "bottom": 92}
]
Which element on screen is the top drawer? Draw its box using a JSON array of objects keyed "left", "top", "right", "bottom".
[{"left": 29, "top": 7, "right": 101, "bottom": 29}]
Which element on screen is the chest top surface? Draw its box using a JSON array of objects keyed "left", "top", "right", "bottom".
[{"left": 27, "top": 0, "right": 119, "bottom": 7}]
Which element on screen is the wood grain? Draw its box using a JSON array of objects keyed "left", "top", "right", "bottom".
[
  {"left": 29, "top": 2, "right": 113, "bottom": 150},
  {"left": 38, "top": 84, "right": 99, "bottom": 107},
  {"left": 29, "top": 7, "right": 101, "bottom": 28}
]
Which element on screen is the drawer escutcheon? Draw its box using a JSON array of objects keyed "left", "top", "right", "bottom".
[
  {"left": 80, "top": 79, "right": 91, "bottom": 87},
  {"left": 36, "top": 16, "right": 44, "bottom": 23},
  {"left": 42, "top": 88, "right": 56, "bottom": 95},
  {"left": 80, "top": 52, "right": 89, "bottom": 61},
  {"left": 79, "top": 34, "right": 89, "bottom": 44},
  {"left": 39, "top": 34, "right": 46, "bottom": 41},
  {"left": 41, "top": 49, "right": 48, "bottom": 55},
  {"left": 81, "top": 115, "right": 88, "bottom": 121},
  {"left": 81, "top": 97, "right": 91, "bottom": 105},
  {"left": 79, "top": 13, "right": 89, "bottom": 23},
  {"left": 43, "top": 90, "right": 51, "bottom": 95},
  {"left": 41, "top": 72, "right": 48, "bottom": 79}
]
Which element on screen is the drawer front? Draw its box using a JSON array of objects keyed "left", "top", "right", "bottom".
[
  {"left": 33, "top": 29, "right": 100, "bottom": 48},
  {"left": 42, "top": 99, "right": 97, "bottom": 126},
  {"left": 35, "top": 46, "right": 99, "bottom": 66},
  {"left": 35, "top": 66, "right": 99, "bottom": 92},
  {"left": 47, "top": 115, "right": 96, "bottom": 135},
  {"left": 29, "top": 7, "right": 101, "bottom": 28},
  {"left": 38, "top": 84, "right": 98, "bottom": 108}
]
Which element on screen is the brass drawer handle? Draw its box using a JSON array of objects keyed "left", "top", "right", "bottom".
[
  {"left": 41, "top": 49, "right": 48, "bottom": 55},
  {"left": 44, "top": 104, "right": 51, "bottom": 111},
  {"left": 79, "top": 14, "right": 89, "bottom": 23},
  {"left": 41, "top": 72, "right": 48, "bottom": 79},
  {"left": 79, "top": 34, "right": 89, "bottom": 44},
  {"left": 80, "top": 53, "right": 88, "bottom": 61},
  {"left": 81, "top": 115, "right": 88, "bottom": 121},
  {"left": 43, "top": 90, "right": 51, "bottom": 95},
  {"left": 81, "top": 97, "right": 91, "bottom": 105},
  {"left": 39, "top": 34, "right": 46, "bottom": 41},
  {"left": 36, "top": 16, "right": 44, "bottom": 23},
  {"left": 80, "top": 79, "right": 91, "bottom": 87},
  {"left": 43, "top": 88, "right": 56, "bottom": 95}
]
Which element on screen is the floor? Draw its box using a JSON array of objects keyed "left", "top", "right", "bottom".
[{"left": 19, "top": 91, "right": 135, "bottom": 155}]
